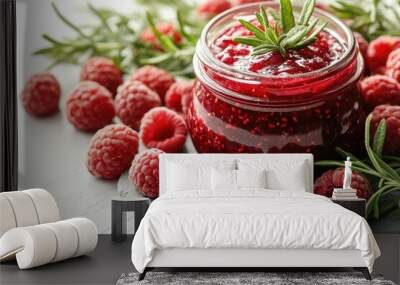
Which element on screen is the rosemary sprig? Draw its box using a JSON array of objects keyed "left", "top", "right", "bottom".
[
  {"left": 316, "top": 115, "right": 400, "bottom": 220},
  {"left": 233, "top": 0, "right": 327, "bottom": 56},
  {"left": 331, "top": 0, "right": 400, "bottom": 41},
  {"left": 133, "top": 11, "right": 202, "bottom": 77},
  {"left": 33, "top": 1, "right": 204, "bottom": 77},
  {"left": 34, "top": 2, "right": 136, "bottom": 72}
]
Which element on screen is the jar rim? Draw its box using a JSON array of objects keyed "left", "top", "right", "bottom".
[{"left": 196, "top": 1, "right": 356, "bottom": 81}]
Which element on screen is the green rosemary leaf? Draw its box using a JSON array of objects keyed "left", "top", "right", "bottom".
[
  {"left": 375, "top": 155, "right": 400, "bottom": 181},
  {"left": 268, "top": 7, "right": 281, "bottom": 24},
  {"left": 383, "top": 155, "right": 400, "bottom": 163},
  {"left": 332, "top": 0, "right": 366, "bottom": 16},
  {"left": 293, "top": 21, "right": 326, "bottom": 48},
  {"left": 139, "top": 52, "right": 174, "bottom": 65},
  {"left": 331, "top": 0, "right": 400, "bottom": 41},
  {"left": 367, "top": 184, "right": 398, "bottom": 219},
  {"left": 335, "top": 147, "right": 360, "bottom": 161},
  {"left": 314, "top": 161, "right": 345, "bottom": 167},
  {"left": 253, "top": 43, "right": 279, "bottom": 51},
  {"left": 256, "top": 13, "right": 264, "bottom": 28},
  {"left": 51, "top": 2, "right": 89, "bottom": 39},
  {"left": 42, "top": 34, "right": 68, "bottom": 46},
  {"left": 365, "top": 115, "right": 385, "bottom": 174},
  {"left": 32, "top": 47, "right": 57, "bottom": 56},
  {"left": 238, "top": 19, "right": 266, "bottom": 41},
  {"left": 372, "top": 119, "right": 387, "bottom": 157},
  {"left": 364, "top": 115, "right": 400, "bottom": 181},
  {"left": 280, "top": 0, "right": 296, "bottom": 33},
  {"left": 260, "top": 5, "right": 270, "bottom": 29},
  {"left": 298, "top": 0, "right": 315, "bottom": 25},
  {"left": 277, "top": 34, "right": 287, "bottom": 44},
  {"left": 304, "top": 18, "right": 319, "bottom": 35},
  {"left": 233, "top": 37, "right": 265, "bottom": 46},
  {"left": 177, "top": 10, "right": 196, "bottom": 44},
  {"left": 146, "top": 12, "right": 178, "bottom": 52},
  {"left": 308, "top": 21, "right": 327, "bottom": 38},
  {"left": 365, "top": 115, "right": 400, "bottom": 181},
  {"left": 88, "top": 3, "right": 112, "bottom": 32},
  {"left": 292, "top": 36, "right": 316, "bottom": 49},
  {"left": 373, "top": 191, "right": 383, "bottom": 219},
  {"left": 252, "top": 48, "right": 275, "bottom": 56},
  {"left": 236, "top": 1, "right": 325, "bottom": 55},
  {"left": 265, "top": 26, "right": 279, "bottom": 44}
]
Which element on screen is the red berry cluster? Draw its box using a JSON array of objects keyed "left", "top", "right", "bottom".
[
  {"left": 358, "top": 36, "right": 400, "bottom": 111},
  {"left": 354, "top": 35, "right": 400, "bottom": 156},
  {"left": 21, "top": 55, "right": 192, "bottom": 197},
  {"left": 139, "top": 22, "right": 182, "bottom": 50},
  {"left": 315, "top": 35, "right": 400, "bottom": 197},
  {"left": 314, "top": 168, "right": 372, "bottom": 199}
]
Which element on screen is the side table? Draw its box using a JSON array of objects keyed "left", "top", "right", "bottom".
[
  {"left": 332, "top": 198, "right": 366, "bottom": 217},
  {"left": 111, "top": 195, "right": 150, "bottom": 242}
]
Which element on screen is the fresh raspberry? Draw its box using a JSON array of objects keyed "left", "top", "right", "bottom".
[
  {"left": 139, "top": 22, "right": 182, "bottom": 50},
  {"left": 21, "top": 72, "right": 61, "bottom": 117},
  {"left": 66, "top": 81, "right": 115, "bottom": 132},
  {"left": 80, "top": 57, "right": 123, "bottom": 96},
  {"left": 129, "top": 148, "right": 164, "bottom": 198},
  {"left": 115, "top": 80, "right": 161, "bottom": 131},
  {"left": 197, "top": 0, "right": 232, "bottom": 18},
  {"left": 359, "top": 75, "right": 400, "bottom": 110},
  {"left": 371, "top": 105, "right": 400, "bottom": 156},
  {"left": 140, "top": 107, "right": 187, "bottom": 152},
  {"left": 366, "top": 36, "right": 400, "bottom": 74},
  {"left": 165, "top": 81, "right": 194, "bottom": 114},
  {"left": 386, "top": 48, "right": 400, "bottom": 82},
  {"left": 354, "top": 32, "right": 368, "bottom": 63},
  {"left": 130, "top": 66, "right": 176, "bottom": 102},
  {"left": 87, "top": 124, "right": 139, "bottom": 180},
  {"left": 314, "top": 168, "right": 372, "bottom": 199}
]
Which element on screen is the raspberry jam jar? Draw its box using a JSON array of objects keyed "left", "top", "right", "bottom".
[{"left": 188, "top": 3, "right": 365, "bottom": 159}]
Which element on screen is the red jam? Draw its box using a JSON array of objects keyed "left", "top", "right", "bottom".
[
  {"left": 188, "top": 4, "right": 365, "bottom": 158},
  {"left": 212, "top": 24, "right": 345, "bottom": 76}
]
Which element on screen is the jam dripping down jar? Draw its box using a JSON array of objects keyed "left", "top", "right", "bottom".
[{"left": 188, "top": 2, "right": 365, "bottom": 159}]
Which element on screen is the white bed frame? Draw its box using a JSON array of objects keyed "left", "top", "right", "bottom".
[{"left": 140, "top": 154, "right": 370, "bottom": 280}]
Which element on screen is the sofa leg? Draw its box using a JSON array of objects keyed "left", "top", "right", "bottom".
[
  {"left": 138, "top": 268, "right": 148, "bottom": 281},
  {"left": 354, "top": 267, "right": 371, "bottom": 280}
]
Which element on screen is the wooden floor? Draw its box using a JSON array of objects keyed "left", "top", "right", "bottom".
[
  {"left": 1, "top": 234, "right": 398, "bottom": 284},
  {"left": 0, "top": 235, "right": 134, "bottom": 285}
]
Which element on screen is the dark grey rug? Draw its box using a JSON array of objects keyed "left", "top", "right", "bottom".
[{"left": 116, "top": 272, "right": 395, "bottom": 285}]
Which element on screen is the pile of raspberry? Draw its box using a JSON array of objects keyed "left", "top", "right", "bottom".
[{"left": 21, "top": 53, "right": 193, "bottom": 198}]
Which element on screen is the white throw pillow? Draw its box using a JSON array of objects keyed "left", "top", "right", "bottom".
[
  {"left": 211, "top": 168, "right": 237, "bottom": 190},
  {"left": 236, "top": 169, "right": 267, "bottom": 189},
  {"left": 165, "top": 159, "right": 236, "bottom": 193},
  {"left": 237, "top": 159, "right": 308, "bottom": 191},
  {"left": 167, "top": 163, "right": 211, "bottom": 191}
]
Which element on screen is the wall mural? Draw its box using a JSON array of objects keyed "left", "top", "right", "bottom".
[{"left": 16, "top": 0, "right": 400, "bottom": 233}]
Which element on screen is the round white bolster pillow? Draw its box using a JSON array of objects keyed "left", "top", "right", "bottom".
[
  {"left": 0, "top": 189, "right": 60, "bottom": 237},
  {"left": 0, "top": 218, "right": 98, "bottom": 269}
]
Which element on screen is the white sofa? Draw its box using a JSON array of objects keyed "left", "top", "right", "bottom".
[{"left": 0, "top": 189, "right": 98, "bottom": 269}]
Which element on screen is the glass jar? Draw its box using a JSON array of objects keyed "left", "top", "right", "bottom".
[{"left": 188, "top": 2, "right": 365, "bottom": 159}]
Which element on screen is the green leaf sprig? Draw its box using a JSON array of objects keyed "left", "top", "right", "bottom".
[
  {"left": 331, "top": 0, "right": 400, "bottom": 41},
  {"left": 233, "top": 0, "right": 327, "bottom": 56},
  {"left": 34, "top": 1, "right": 204, "bottom": 77},
  {"left": 316, "top": 115, "right": 400, "bottom": 220},
  {"left": 134, "top": 11, "right": 200, "bottom": 77}
]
